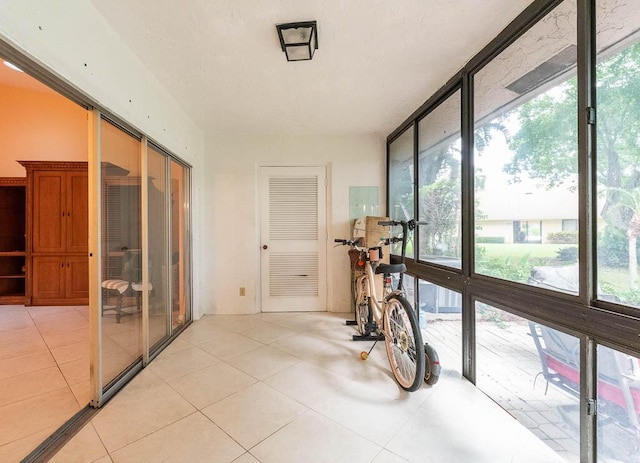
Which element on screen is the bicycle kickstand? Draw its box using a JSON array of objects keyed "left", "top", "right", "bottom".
[{"left": 360, "top": 338, "right": 379, "bottom": 360}]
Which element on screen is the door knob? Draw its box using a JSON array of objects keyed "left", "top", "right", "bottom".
[{"left": 262, "top": 245, "right": 268, "bottom": 250}]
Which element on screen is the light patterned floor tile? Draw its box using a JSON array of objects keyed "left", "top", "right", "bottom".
[
  {"left": 41, "top": 327, "right": 89, "bottom": 349},
  {"left": 177, "top": 323, "right": 230, "bottom": 345},
  {"left": 69, "top": 380, "right": 90, "bottom": 407},
  {"left": 168, "top": 362, "right": 256, "bottom": 409},
  {"left": 50, "top": 340, "right": 89, "bottom": 364},
  {"left": 239, "top": 323, "right": 297, "bottom": 344},
  {"left": 0, "top": 366, "right": 68, "bottom": 407},
  {"left": 110, "top": 412, "right": 243, "bottom": 463},
  {"left": 250, "top": 410, "right": 381, "bottom": 463},
  {"left": 263, "top": 361, "right": 356, "bottom": 409},
  {"left": 148, "top": 345, "right": 219, "bottom": 381},
  {"left": 226, "top": 345, "right": 301, "bottom": 380},
  {"left": 49, "top": 423, "right": 108, "bottom": 463},
  {"left": 0, "top": 350, "right": 56, "bottom": 381},
  {"left": 202, "top": 382, "right": 307, "bottom": 449},
  {"left": 232, "top": 453, "right": 260, "bottom": 463},
  {"left": 58, "top": 357, "right": 90, "bottom": 385},
  {"left": 0, "top": 428, "right": 55, "bottom": 463},
  {"left": 92, "top": 383, "right": 196, "bottom": 453},
  {"left": 198, "top": 332, "right": 264, "bottom": 361},
  {"left": 0, "top": 388, "right": 80, "bottom": 447},
  {"left": 386, "top": 376, "right": 565, "bottom": 463}
]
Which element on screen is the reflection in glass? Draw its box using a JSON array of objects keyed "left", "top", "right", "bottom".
[
  {"left": 419, "top": 279, "right": 461, "bottom": 375},
  {"left": 100, "top": 119, "right": 143, "bottom": 386},
  {"left": 170, "top": 160, "right": 191, "bottom": 328},
  {"left": 402, "top": 273, "right": 415, "bottom": 309},
  {"left": 148, "top": 146, "right": 169, "bottom": 349},
  {"left": 596, "top": 345, "right": 640, "bottom": 462},
  {"left": 596, "top": 0, "right": 640, "bottom": 308},
  {"left": 418, "top": 91, "right": 461, "bottom": 268},
  {"left": 389, "top": 127, "right": 415, "bottom": 257},
  {"left": 473, "top": 0, "right": 579, "bottom": 292},
  {"left": 476, "top": 303, "right": 579, "bottom": 462}
]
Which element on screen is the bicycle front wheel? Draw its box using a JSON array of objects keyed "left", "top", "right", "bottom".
[{"left": 383, "top": 295, "right": 425, "bottom": 391}]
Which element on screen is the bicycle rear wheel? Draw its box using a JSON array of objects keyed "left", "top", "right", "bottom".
[
  {"left": 383, "top": 295, "right": 425, "bottom": 391},
  {"left": 354, "top": 275, "right": 370, "bottom": 335}
]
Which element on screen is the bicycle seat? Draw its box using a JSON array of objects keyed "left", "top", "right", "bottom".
[{"left": 375, "top": 263, "right": 406, "bottom": 275}]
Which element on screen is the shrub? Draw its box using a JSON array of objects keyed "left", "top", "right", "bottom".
[
  {"left": 475, "top": 254, "right": 532, "bottom": 283},
  {"left": 597, "top": 225, "right": 639, "bottom": 268},
  {"left": 547, "top": 231, "right": 578, "bottom": 244},
  {"left": 556, "top": 246, "right": 578, "bottom": 263}
]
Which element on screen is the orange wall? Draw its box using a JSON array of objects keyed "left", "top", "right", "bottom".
[{"left": 0, "top": 84, "right": 87, "bottom": 177}]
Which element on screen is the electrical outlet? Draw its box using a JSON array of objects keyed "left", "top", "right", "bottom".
[{"left": 239, "top": 287, "right": 246, "bottom": 296}]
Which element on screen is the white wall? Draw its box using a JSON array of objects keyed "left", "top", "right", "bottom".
[
  {"left": 0, "top": 0, "right": 206, "bottom": 317},
  {"left": 0, "top": 1, "right": 387, "bottom": 317},
  {"left": 203, "top": 134, "right": 386, "bottom": 314}
]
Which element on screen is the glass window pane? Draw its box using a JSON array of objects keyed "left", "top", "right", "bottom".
[
  {"left": 171, "top": 160, "right": 191, "bottom": 328},
  {"left": 473, "top": 0, "right": 579, "bottom": 293},
  {"left": 148, "top": 146, "right": 169, "bottom": 348},
  {"left": 402, "top": 273, "right": 415, "bottom": 309},
  {"left": 389, "top": 127, "right": 415, "bottom": 257},
  {"left": 476, "top": 303, "right": 579, "bottom": 462},
  {"left": 419, "top": 279, "right": 462, "bottom": 375},
  {"left": 418, "top": 91, "right": 461, "bottom": 268},
  {"left": 596, "top": 345, "right": 640, "bottom": 462},
  {"left": 596, "top": 1, "right": 640, "bottom": 308},
  {"left": 100, "top": 118, "right": 143, "bottom": 387}
]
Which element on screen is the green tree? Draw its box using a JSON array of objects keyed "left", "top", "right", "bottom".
[
  {"left": 504, "top": 42, "right": 640, "bottom": 287},
  {"left": 419, "top": 178, "right": 459, "bottom": 256}
]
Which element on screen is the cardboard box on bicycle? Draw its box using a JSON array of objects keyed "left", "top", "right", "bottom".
[{"left": 352, "top": 216, "right": 390, "bottom": 248}]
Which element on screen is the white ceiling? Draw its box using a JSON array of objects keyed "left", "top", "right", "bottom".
[
  {"left": 95, "top": 2, "right": 534, "bottom": 135},
  {"left": 87, "top": 0, "right": 537, "bottom": 136}
]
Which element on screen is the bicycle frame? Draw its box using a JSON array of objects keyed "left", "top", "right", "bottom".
[{"left": 354, "top": 246, "right": 403, "bottom": 337}]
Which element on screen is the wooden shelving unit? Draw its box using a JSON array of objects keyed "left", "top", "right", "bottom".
[
  {"left": 0, "top": 178, "right": 26, "bottom": 305},
  {"left": 19, "top": 161, "right": 88, "bottom": 306}
]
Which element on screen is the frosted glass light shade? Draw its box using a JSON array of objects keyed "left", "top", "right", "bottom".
[{"left": 276, "top": 21, "right": 318, "bottom": 61}]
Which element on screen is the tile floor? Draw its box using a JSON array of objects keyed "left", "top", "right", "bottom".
[
  {"left": 0, "top": 305, "right": 90, "bottom": 462},
  {"left": 50, "top": 311, "right": 565, "bottom": 463}
]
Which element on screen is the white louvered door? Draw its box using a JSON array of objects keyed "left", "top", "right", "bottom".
[{"left": 260, "top": 166, "right": 327, "bottom": 312}]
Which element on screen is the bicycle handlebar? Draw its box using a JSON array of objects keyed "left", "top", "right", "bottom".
[
  {"left": 377, "top": 219, "right": 416, "bottom": 231},
  {"left": 334, "top": 238, "right": 362, "bottom": 247}
]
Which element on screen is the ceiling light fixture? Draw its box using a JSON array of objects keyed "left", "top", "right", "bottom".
[
  {"left": 3, "top": 60, "right": 24, "bottom": 72},
  {"left": 276, "top": 21, "right": 318, "bottom": 61}
]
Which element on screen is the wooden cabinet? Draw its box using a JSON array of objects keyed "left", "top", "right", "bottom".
[
  {"left": 31, "top": 256, "right": 66, "bottom": 301},
  {"left": 0, "top": 178, "right": 26, "bottom": 304},
  {"left": 65, "top": 255, "right": 89, "bottom": 299},
  {"left": 20, "top": 161, "right": 88, "bottom": 305},
  {"left": 32, "top": 170, "right": 88, "bottom": 254},
  {"left": 31, "top": 255, "right": 89, "bottom": 302}
]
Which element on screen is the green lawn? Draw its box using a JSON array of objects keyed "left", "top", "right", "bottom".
[
  {"left": 478, "top": 243, "right": 566, "bottom": 262},
  {"left": 477, "top": 243, "right": 638, "bottom": 303}
]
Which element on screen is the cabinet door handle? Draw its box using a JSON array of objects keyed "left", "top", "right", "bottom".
[
  {"left": 67, "top": 262, "right": 70, "bottom": 268},
  {"left": 62, "top": 211, "right": 65, "bottom": 217},
  {"left": 61, "top": 262, "right": 64, "bottom": 268}
]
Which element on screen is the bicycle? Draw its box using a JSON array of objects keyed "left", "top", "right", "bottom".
[{"left": 335, "top": 220, "right": 425, "bottom": 391}]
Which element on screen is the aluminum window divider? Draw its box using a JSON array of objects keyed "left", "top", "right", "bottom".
[
  {"left": 577, "top": 0, "right": 598, "bottom": 457},
  {"left": 88, "top": 109, "right": 103, "bottom": 407},
  {"left": 141, "top": 137, "right": 150, "bottom": 365}
]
